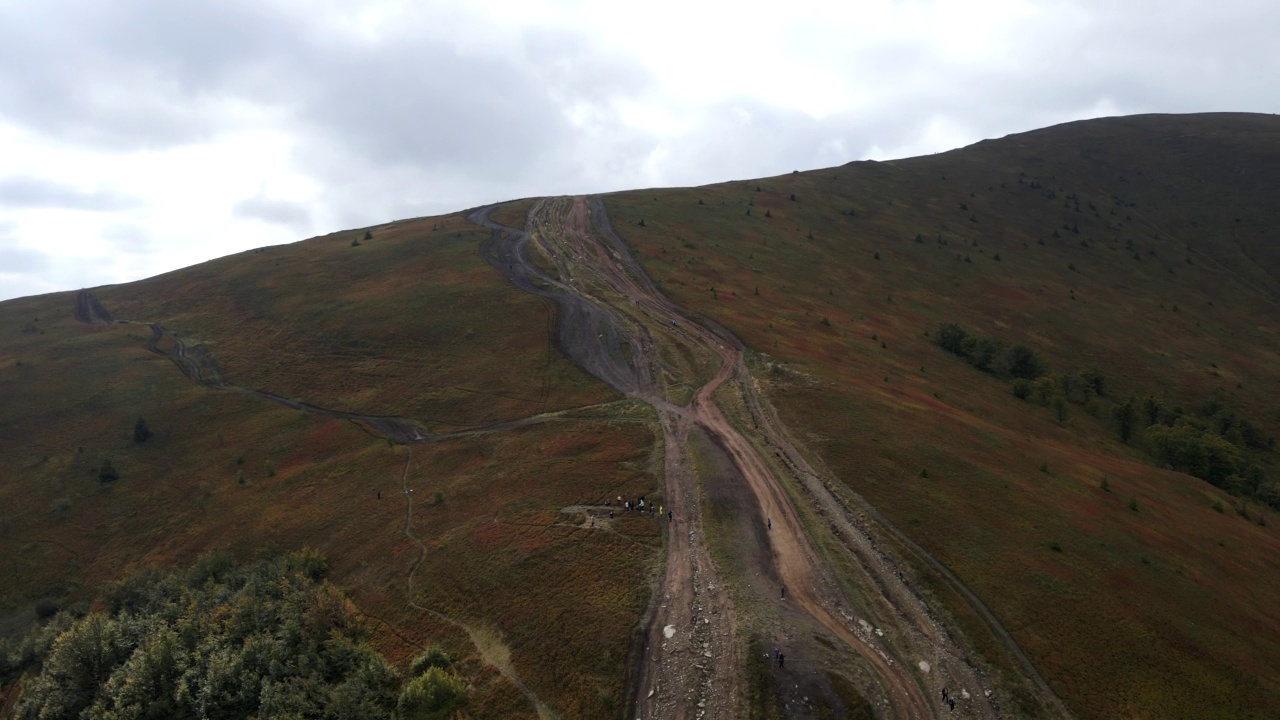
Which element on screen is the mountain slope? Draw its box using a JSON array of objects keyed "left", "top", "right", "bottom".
[
  {"left": 601, "top": 112, "right": 1280, "bottom": 719},
  {"left": 2, "top": 112, "right": 1279, "bottom": 720}
]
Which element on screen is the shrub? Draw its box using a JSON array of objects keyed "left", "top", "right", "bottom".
[
  {"left": 35, "top": 600, "right": 60, "bottom": 619},
  {"left": 1052, "top": 395, "right": 1068, "bottom": 422},
  {"left": 398, "top": 666, "right": 467, "bottom": 720},
  {"left": 98, "top": 459, "right": 119, "bottom": 483},
  {"left": 364, "top": 230, "right": 373, "bottom": 241},
  {"left": 1004, "top": 344, "right": 1045, "bottom": 379},
  {"left": 1146, "top": 421, "right": 1243, "bottom": 488},
  {"left": 1113, "top": 397, "right": 1138, "bottom": 443},
  {"left": 133, "top": 417, "right": 152, "bottom": 443},
  {"left": 935, "top": 323, "right": 968, "bottom": 354},
  {"left": 410, "top": 647, "right": 454, "bottom": 676},
  {"left": 1128, "top": 498, "right": 1139, "bottom": 512},
  {"left": 1011, "top": 379, "right": 1032, "bottom": 400}
]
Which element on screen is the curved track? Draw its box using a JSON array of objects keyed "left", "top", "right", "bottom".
[{"left": 74, "top": 290, "right": 625, "bottom": 445}]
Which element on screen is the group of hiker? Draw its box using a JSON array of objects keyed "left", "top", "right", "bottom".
[
  {"left": 610, "top": 495, "right": 671, "bottom": 520},
  {"left": 595, "top": 495, "right": 672, "bottom": 522}
]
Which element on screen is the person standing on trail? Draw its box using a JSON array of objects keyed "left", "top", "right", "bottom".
[
  {"left": 668, "top": 511, "right": 673, "bottom": 521},
  {"left": 659, "top": 504, "right": 664, "bottom": 515},
  {"left": 777, "top": 652, "right": 785, "bottom": 668},
  {"left": 767, "top": 517, "right": 772, "bottom": 529},
  {"left": 780, "top": 586, "right": 786, "bottom": 599}
]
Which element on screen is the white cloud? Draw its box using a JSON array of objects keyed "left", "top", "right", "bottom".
[{"left": 0, "top": 0, "right": 1277, "bottom": 300}]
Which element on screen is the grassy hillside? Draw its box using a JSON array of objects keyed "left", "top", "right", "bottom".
[
  {"left": 0, "top": 213, "right": 661, "bottom": 719},
  {"left": 3, "top": 112, "right": 1278, "bottom": 719},
  {"left": 601, "top": 112, "right": 1280, "bottom": 719}
]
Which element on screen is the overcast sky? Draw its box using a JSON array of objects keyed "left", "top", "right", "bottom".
[{"left": 1, "top": 0, "right": 1277, "bottom": 301}]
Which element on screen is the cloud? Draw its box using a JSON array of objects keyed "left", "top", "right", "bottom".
[
  {"left": 233, "top": 194, "right": 312, "bottom": 233},
  {"left": 0, "top": 0, "right": 1278, "bottom": 302},
  {"left": 0, "top": 176, "right": 140, "bottom": 211},
  {"left": 100, "top": 222, "right": 156, "bottom": 255},
  {"left": 0, "top": 244, "right": 50, "bottom": 275}
]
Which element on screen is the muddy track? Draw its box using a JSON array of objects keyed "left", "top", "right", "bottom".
[{"left": 471, "top": 197, "right": 1073, "bottom": 720}]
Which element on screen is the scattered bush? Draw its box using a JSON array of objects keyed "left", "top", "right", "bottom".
[
  {"left": 933, "top": 323, "right": 1046, "bottom": 380},
  {"left": 98, "top": 459, "right": 119, "bottom": 483},
  {"left": 398, "top": 666, "right": 468, "bottom": 720},
  {"left": 133, "top": 417, "right": 152, "bottom": 443},
  {"left": 35, "top": 599, "right": 60, "bottom": 619},
  {"left": 410, "top": 647, "right": 455, "bottom": 676}
]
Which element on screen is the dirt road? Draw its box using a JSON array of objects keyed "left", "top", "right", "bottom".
[{"left": 470, "top": 197, "right": 1071, "bottom": 719}]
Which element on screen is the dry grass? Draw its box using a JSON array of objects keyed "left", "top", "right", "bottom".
[
  {"left": 0, "top": 212, "right": 660, "bottom": 719},
  {"left": 601, "top": 113, "right": 1280, "bottom": 719}
]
